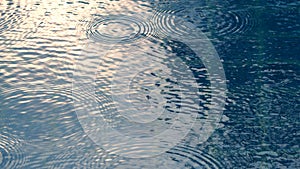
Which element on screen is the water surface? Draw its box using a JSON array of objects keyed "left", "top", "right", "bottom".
[{"left": 0, "top": 0, "right": 299, "bottom": 168}]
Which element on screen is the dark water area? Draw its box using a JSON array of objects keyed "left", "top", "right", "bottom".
[{"left": 0, "top": 0, "right": 299, "bottom": 168}]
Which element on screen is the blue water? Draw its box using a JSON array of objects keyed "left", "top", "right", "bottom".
[{"left": 0, "top": 0, "right": 299, "bottom": 168}]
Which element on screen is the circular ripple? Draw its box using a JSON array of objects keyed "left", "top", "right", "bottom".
[
  {"left": 108, "top": 145, "right": 224, "bottom": 169},
  {"left": 55, "top": 146, "right": 127, "bottom": 169},
  {"left": 0, "top": 133, "right": 27, "bottom": 169},
  {"left": 193, "top": 7, "right": 257, "bottom": 37},
  {"left": 216, "top": 10, "right": 256, "bottom": 36},
  {"left": 150, "top": 10, "right": 196, "bottom": 38},
  {"left": 0, "top": 86, "right": 86, "bottom": 153},
  {"left": 167, "top": 145, "right": 224, "bottom": 169},
  {"left": 85, "top": 14, "right": 154, "bottom": 44},
  {"left": 46, "top": 147, "right": 111, "bottom": 169},
  {"left": 74, "top": 10, "right": 227, "bottom": 158},
  {"left": 75, "top": 42, "right": 200, "bottom": 158},
  {"left": 1, "top": 85, "right": 112, "bottom": 168}
]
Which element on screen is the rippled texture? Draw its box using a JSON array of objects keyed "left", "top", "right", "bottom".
[
  {"left": 86, "top": 14, "right": 154, "bottom": 44},
  {"left": 73, "top": 28, "right": 224, "bottom": 157},
  {"left": 0, "top": 0, "right": 41, "bottom": 46},
  {"left": 0, "top": 0, "right": 299, "bottom": 168},
  {"left": 168, "top": 145, "right": 225, "bottom": 169},
  {"left": 0, "top": 132, "right": 27, "bottom": 168},
  {"left": 197, "top": 8, "right": 258, "bottom": 37},
  {"left": 0, "top": 0, "right": 30, "bottom": 34},
  {"left": 100, "top": 144, "right": 225, "bottom": 169}
]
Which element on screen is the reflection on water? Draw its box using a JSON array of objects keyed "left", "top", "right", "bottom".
[
  {"left": 0, "top": 0, "right": 299, "bottom": 168},
  {"left": 74, "top": 4, "right": 227, "bottom": 158},
  {"left": 0, "top": 0, "right": 41, "bottom": 46}
]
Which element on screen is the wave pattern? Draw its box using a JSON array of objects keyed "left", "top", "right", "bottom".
[
  {"left": 75, "top": 37, "right": 208, "bottom": 157},
  {"left": 0, "top": 0, "right": 298, "bottom": 168},
  {"left": 0, "top": 132, "right": 27, "bottom": 169},
  {"left": 167, "top": 145, "right": 224, "bottom": 169},
  {"left": 44, "top": 145, "right": 119, "bottom": 169},
  {"left": 0, "top": 0, "right": 24, "bottom": 34},
  {"left": 150, "top": 10, "right": 196, "bottom": 38},
  {"left": 0, "top": 0, "right": 40, "bottom": 45},
  {"left": 103, "top": 145, "right": 224, "bottom": 169},
  {"left": 73, "top": 0, "right": 227, "bottom": 158},
  {"left": 192, "top": 7, "right": 258, "bottom": 37},
  {"left": 85, "top": 14, "right": 154, "bottom": 44},
  {"left": 0, "top": 87, "right": 105, "bottom": 168}
]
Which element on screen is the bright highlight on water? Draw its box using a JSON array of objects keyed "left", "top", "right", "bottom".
[{"left": 0, "top": 0, "right": 299, "bottom": 168}]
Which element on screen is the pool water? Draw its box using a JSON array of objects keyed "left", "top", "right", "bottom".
[{"left": 0, "top": 0, "right": 299, "bottom": 168}]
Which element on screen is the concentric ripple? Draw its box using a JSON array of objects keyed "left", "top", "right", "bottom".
[
  {"left": 215, "top": 10, "right": 256, "bottom": 36},
  {"left": 0, "top": 85, "right": 124, "bottom": 168},
  {"left": 150, "top": 7, "right": 257, "bottom": 38},
  {"left": 0, "top": 132, "right": 27, "bottom": 169},
  {"left": 150, "top": 10, "right": 197, "bottom": 38},
  {"left": 85, "top": 14, "right": 154, "bottom": 44},
  {"left": 45, "top": 145, "right": 118, "bottom": 169},
  {"left": 167, "top": 145, "right": 224, "bottom": 169},
  {"left": 74, "top": 12, "right": 227, "bottom": 157},
  {"left": 0, "top": 86, "right": 86, "bottom": 153},
  {"left": 75, "top": 39, "right": 201, "bottom": 158},
  {"left": 108, "top": 145, "right": 224, "bottom": 169},
  {"left": 193, "top": 7, "right": 257, "bottom": 37}
]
